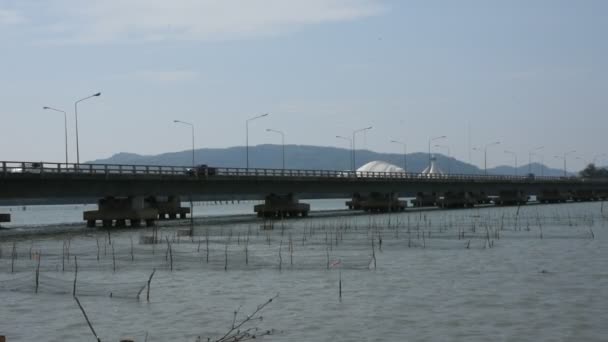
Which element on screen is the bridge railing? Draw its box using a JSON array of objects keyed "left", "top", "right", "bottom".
[
  {"left": 210, "top": 167, "right": 576, "bottom": 183},
  {"left": 2, "top": 160, "right": 603, "bottom": 184},
  {"left": 0, "top": 161, "right": 190, "bottom": 176}
]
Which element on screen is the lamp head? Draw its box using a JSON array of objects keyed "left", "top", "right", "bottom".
[{"left": 93, "top": 92, "right": 101, "bottom": 97}]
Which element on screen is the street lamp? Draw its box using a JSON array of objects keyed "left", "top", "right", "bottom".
[
  {"left": 74, "top": 92, "right": 101, "bottom": 165},
  {"left": 483, "top": 141, "right": 500, "bottom": 175},
  {"left": 266, "top": 128, "right": 285, "bottom": 170},
  {"left": 43, "top": 106, "right": 68, "bottom": 165},
  {"left": 504, "top": 150, "right": 518, "bottom": 176},
  {"left": 528, "top": 146, "right": 544, "bottom": 174},
  {"left": 352, "top": 126, "right": 372, "bottom": 170},
  {"left": 173, "top": 120, "right": 195, "bottom": 167},
  {"left": 434, "top": 144, "right": 451, "bottom": 174},
  {"left": 471, "top": 146, "right": 482, "bottom": 174},
  {"left": 246, "top": 113, "right": 269, "bottom": 169},
  {"left": 390, "top": 140, "right": 407, "bottom": 172},
  {"left": 554, "top": 150, "right": 576, "bottom": 177},
  {"left": 428, "top": 135, "right": 446, "bottom": 168},
  {"left": 336, "top": 135, "right": 353, "bottom": 170}
]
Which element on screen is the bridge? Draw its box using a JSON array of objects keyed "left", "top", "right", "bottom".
[{"left": 1, "top": 161, "right": 607, "bottom": 227}]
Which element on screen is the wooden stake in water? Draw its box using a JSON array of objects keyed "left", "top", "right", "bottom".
[
  {"left": 245, "top": 241, "right": 249, "bottom": 265},
  {"left": 73, "top": 256, "right": 78, "bottom": 297},
  {"left": 35, "top": 252, "right": 41, "bottom": 294},
  {"left": 206, "top": 229, "right": 210, "bottom": 263},
  {"left": 146, "top": 268, "right": 156, "bottom": 302},
  {"left": 130, "top": 236, "right": 134, "bottom": 262},
  {"left": 166, "top": 237, "right": 173, "bottom": 271},
  {"left": 62, "top": 241, "right": 65, "bottom": 272},
  {"left": 11, "top": 242, "right": 16, "bottom": 273},
  {"left": 278, "top": 240, "right": 283, "bottom": 272},
  {"left": 371, "top": 238, "right": 377, "bottom": 270},
  {"left": 74, "top": 296, "right": 101, "bottom": 342},
  {"left": 112, "top": 244, "right": 116, "bottom": 272},
  {"left": 189, "top": 194, "right": 195, "bottom": 237},
  {"left": 339, "top": 271, "right": 342, "bottom": 302},
  {"left": 224, "top": 244, "right": 228, "bottom": 271}
]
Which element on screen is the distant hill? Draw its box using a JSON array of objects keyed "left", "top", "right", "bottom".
[{"left": 89, "top": 144, "right": 568, "bottom": 176}]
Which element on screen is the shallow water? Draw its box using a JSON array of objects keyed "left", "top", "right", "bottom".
[{"left": 1, "top": 201, "right": 607, "bottom": 341}]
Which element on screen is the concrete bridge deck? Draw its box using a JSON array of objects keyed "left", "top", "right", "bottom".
[{"left": 1, "top": 161, "right": 607, "bottom": 200}]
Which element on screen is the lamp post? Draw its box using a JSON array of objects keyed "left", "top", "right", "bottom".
[
  {"left": 266, "top": 128, "right": 285, "bottom": 170},
  {"left": 504, "top": 150, "right": 518, "bottom": 176},
  {"left": 471, "top": 147, "right": 482, "bottom": 174},
  {"left": 428, "top": 135, "right": 446, "bottom": 168},
  {"left": 434, "top": 144, "right": 451, "bottom": 174},
  {"left": 554, "top": 150, "right": 576, "bottom": 177},
  {"left": 483, "top": 141, "right": 500, "bottom": 175},
  {"left": 246, "top": 113, "right": 269, "bottom": 169},
  {"left": 173, "top": 119, "right": 196, "bottom": 233},
  {"left": 74, "top": 92, "right": 101, "bottom": 165},
  {"left": 336, "top": 135, "right": 353, "bottom": 170},
  {"left": 173, "top": 120, "right": 195, "bottom": 167},
  {"left": 352, "top": 126, "right": 372, "bottom": 170},
  {"left": 528, "top": 146, "right": 544, "bottom": 174},
  {"left": 390, "top": 140, "right": 407, "bottom": 172},
  {"left": 43, "top": 106, "right": 69, "bottom": 166}
]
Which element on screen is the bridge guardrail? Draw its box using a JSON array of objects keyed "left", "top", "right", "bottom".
[{"left": 1, "top": 160, "right": 605, "bottom": 184}]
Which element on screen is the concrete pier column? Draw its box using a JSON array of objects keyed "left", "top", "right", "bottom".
[
  {"left": 346, "top": 192, "right": 406, "bottom": 212},
  {"left": 84, "top": 196, "right": 158, "bottom": 228},
  {"left": 496, "top": 190, "right": 529, "bottom": 206},
  {"left": 146, "top": 195, "right": 190, "bottom": 220},
  {"left": 0, "top": 213, "right": 10, "bottom": 227},
  {"left": 437, "top": 192, "right": 476, "bottom": 208},
  {"left": 254, "top": 193, "right": 310, "bottom": 218},
  {"left": 537, "top": 190, "right": 569, "bottom": 203},
  {"left": 412, "top": 192, "right": 437, "bottom": 207}
]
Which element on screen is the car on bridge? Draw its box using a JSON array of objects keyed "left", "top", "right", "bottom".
[
  {"left": 9, "top": 162, "right": 43, "bottom": 173},
  {"left": 186, "top": 164, "right": 217, "bottom": 176}
]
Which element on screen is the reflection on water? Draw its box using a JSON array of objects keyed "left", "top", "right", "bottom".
[{"left": 0, "top": 201, "right": 607, "bottom": 341}]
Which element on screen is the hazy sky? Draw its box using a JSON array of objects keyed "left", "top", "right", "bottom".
[{"left": 1, "top": 0, "right": 607, "bottom": 170}]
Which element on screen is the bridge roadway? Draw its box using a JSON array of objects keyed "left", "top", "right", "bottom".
[{"left": 1, "top": 161, "right": 607, "bottom": 200}]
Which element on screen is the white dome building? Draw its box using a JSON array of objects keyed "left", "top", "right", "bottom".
[{"left": 356, "top": 161, "right": 405, "bottom": 175}]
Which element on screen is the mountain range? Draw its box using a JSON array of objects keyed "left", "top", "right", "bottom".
[{"left": 89, "top": 144, "right": 571, "bottom": 177}]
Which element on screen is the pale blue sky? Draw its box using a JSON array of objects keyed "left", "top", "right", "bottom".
[{"left": 1, "top": 0, "right": 607, "bottom": 170}]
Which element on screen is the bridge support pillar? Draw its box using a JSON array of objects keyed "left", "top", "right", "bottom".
[
  {"left": 84, "top": 196, "right": 158, "bottom": 228},
  {"left": 146, "top": 196, "right": 191, "bottom": 220},
  {"left": 346, "top": 192, "right": 407, "bottom": 212},
  {"left": 571, "top": 190, "right": 597, "bottom": 202},
  {"left": 495, "top": 190, "right": 529, "bottom": 206},
  {"left": 537, "top": 190, "right": 569, "bottom": 204},
  {"left": 412, "top": 192, "right": 438, "bottom": 207},
  {"left": 254, "top": 193, "right": 310, "bottom": 218},
  {"left": 437, "top": 192, "right": 476, "bottom": 208},
  {"left": 0, "top": 213, "right": 10, "bottom": 227}
]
